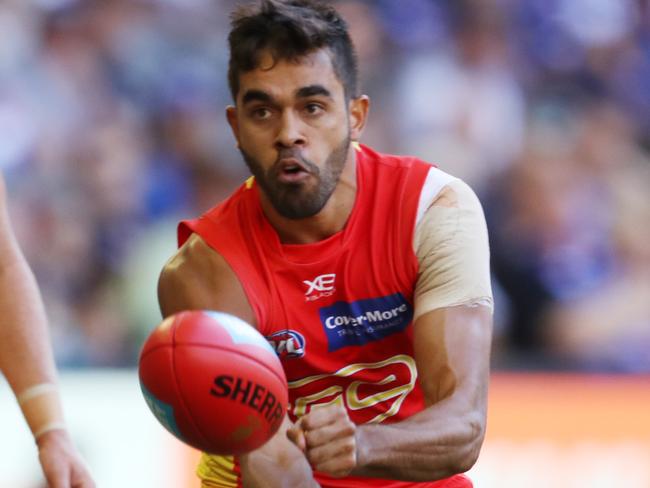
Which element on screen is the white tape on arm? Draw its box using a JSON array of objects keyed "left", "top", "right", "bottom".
[
  {"left": 33, "top": 421, "right": 67, "bottom": 440},
  {"left": 17, "top": 383, "right": 58, "bottom": 406},
  {"left": 413, "top": 179, "right": 493, "bottom": 320},
  {"left": 16, "top": 382, "right": 67, "bottom": 441}
]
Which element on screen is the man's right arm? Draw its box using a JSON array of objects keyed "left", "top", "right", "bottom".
[
  {"left": 158, "top": 233, "right": 255, "bottom": 322},
  {"left": 157, "top": 233, "right": 318, "bottom": 488}
]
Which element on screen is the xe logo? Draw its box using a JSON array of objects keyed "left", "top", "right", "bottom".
[{"left": 303, "top": 273, "right": 336, "bottom": 302}]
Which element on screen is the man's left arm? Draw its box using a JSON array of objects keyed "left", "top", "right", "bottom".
[
  {"left": 288, "top": 177, "right": 493, "bottom": 480},
  {"left": 355, "top": 304, "right": 491, "bottom": 479},
  {"left": 289, "top": 305, "right": 491, "bottom": 480}
]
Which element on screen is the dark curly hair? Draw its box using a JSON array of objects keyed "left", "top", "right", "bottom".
[{"left": 228, "top": 0, "right": 359, "bottom": 101}]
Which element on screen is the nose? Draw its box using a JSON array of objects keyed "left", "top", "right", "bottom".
[{"left": 275, "top": 111, "right": 306, "bottom": 149}]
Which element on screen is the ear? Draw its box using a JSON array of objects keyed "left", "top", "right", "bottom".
[
  {"left": 348, "top": 95, "right": 370, "bottom": 142},
  {"left": 226, "top": 105, "right": 240, "bottom": 147}
]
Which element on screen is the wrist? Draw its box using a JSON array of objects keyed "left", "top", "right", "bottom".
[
  {"left": 34, "top": 421, "right": 68, "bottom": 442},
  {"left": 16, "top": 382, "right": 66, "bottom": 443},
  {"left": 352, "top": 423, "right": 372, "bottom": 474},
  {"left": 35, "top": 425, "right": 70, "bottom": 448}
]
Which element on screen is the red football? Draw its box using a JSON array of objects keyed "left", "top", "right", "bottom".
[{"left": 138, "top": 310, "right": 288, "bottom": 455}]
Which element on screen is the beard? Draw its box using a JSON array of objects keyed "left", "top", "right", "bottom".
[{"left": 240, "top": 135, "right": 351, "bottom": 220}]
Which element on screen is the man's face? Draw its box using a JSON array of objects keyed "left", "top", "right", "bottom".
[{"left": 228, "top": 49, "right": 352, "bottom": 219}]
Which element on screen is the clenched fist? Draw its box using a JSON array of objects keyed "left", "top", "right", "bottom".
[{"left": 287, "top": 404, "right": 358, "bottom": 478}]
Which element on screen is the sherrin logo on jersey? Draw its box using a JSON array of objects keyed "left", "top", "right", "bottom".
[
  {"left": 266, "top": 330, "right": 306, "bottom": 359},
  {"left": 319, "top": 293, "right": 413, "bottom": 351}
]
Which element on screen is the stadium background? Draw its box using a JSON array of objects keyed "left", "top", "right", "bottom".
[{"left": 0, "top": 0, "right": 648, "bottom": 486}]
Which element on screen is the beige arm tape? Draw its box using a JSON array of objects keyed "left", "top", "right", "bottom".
[
  {"left": 413, "top": 177, "right": 493, "bottom": 321},
  {"left": 17, "top": 383, "right": 66, "bottom": 441}
]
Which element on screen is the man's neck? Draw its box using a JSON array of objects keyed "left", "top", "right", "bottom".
[{"left": 260, "top": 147, "right": 358, "bottom": 245}]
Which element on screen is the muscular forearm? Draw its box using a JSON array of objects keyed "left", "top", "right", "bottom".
[
  {"left": 291, "top": 307, "right": 492, "bottom": 482},
  {"left": 240, "top": 415, "right": 319, "bottom": 488},
  {"left": 353, "top": 398, "right": 485, "bottom": 481},
  {"left": 241, "top": 448, "right": 319, "bottom": 488}
]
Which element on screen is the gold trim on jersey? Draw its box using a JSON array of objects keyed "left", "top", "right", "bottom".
[
  {"left": 289, "top": 354, "right": 417, "bottom": 424},
  {"left": 197, "top": 453, "right": 238, "bottom": 487}
]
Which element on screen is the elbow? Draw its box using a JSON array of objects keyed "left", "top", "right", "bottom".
[
  {"left": 451, "top": 439, "right": 482, "bottom": 475},
  {"left": 449, "top": 413, "right": 486, "bottom": 474}
]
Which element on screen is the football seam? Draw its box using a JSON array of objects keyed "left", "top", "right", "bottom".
[
  {"left": 138, "top": 342, "right": 171, "bottom": 361},
  {"left": 174, "top": 342, "right": 287, "bottom": 388},
  {"left": 141, "top": 343, "right": 287, "bottom": 397},
  {"left": 170, "top": 326, "right": 214, "bottom": 449}
]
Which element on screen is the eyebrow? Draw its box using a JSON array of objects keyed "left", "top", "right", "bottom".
[
  {"left": 242, "top": 89, "right": 273, "bottom": 105},
  {"left": 295, "top": 84, "right": 332, "bottom": 99},
  {"left": 241, "top": 84, "right": 333, "bottom": 106}
]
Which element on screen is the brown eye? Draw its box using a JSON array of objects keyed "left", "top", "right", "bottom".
[
  {"left": 252, "top": 108, "right": 272, "bottom": 120},
  {"left": 304, "top": 103, "right": 324, "bottom": 116}
]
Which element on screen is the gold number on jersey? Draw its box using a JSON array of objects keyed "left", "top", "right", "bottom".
[{"left": 288, "top": 354, "right": 417, "bottom": 423}]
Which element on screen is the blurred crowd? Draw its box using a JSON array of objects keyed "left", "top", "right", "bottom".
[{"left": 2, "top": 0, "right": 649, "bottom": 372}]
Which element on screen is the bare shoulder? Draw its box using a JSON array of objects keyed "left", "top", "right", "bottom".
[{"left": 157, "top": 233, "right": 255, "bottom": 325}]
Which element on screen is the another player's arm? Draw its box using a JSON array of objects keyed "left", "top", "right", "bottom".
[
  {"left": 0, "top": 173, "right": 94, "bottom": 487},
  {"left": 158, "top": 234, "right": 318, "bottom": 488},
  {"left": 290, "top": 179, "right": 493, "bottom": 480}
]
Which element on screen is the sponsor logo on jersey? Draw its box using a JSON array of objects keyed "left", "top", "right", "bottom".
[
  {"left": 319, "top": 293, "right": 413, "bottom": 351},
  {"left": 303, "top": 273, "right": 336, "bottom": 302},
  {"left": 288, "top": 354, "right": 417, "bottom": 424},
  {"left": 266, "top": 330, "right": 306, "bottom": 359}
]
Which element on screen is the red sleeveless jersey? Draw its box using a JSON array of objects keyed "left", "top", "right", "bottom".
[{"left": 178, "top": 144, "right": 472, "bottom": 488}]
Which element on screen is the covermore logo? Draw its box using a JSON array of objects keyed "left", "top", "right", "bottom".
[{"left": 319, "top": 293, "right": 413, "bottom": 351}]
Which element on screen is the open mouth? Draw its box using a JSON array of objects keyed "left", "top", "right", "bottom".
[
  {"left": 277, "top": 158, "right": 310, "bottom": 183},
  {"left": 283, "top": 164, "right": 304, "bottom": 174}
]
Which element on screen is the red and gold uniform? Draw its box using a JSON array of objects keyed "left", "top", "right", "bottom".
[{"left": 179, "top": 144, "right": 492, "bottom": 487}]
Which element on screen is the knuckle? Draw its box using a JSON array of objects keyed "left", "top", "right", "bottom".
[
  {"left": 306, "top": 447, "right": 322, "bottom": 464},
  {"left": 299, "top": 416, "right": 312, "bottom": 429},
  {"left": 340, "top": 439, "right": 355, "bottom": 455},
  {"left": 306, "top": 450, "right": 317, "bottom": 465},
  {"left": 304, "top": 429, "right": 317, "bottom": 446}
]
